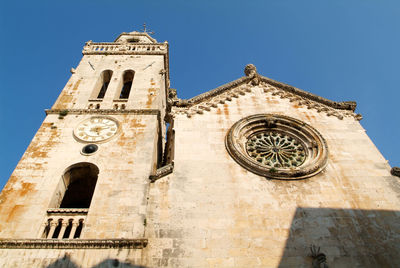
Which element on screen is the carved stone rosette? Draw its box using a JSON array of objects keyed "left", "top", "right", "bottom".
[{"left": 225, "top": 114, "right": 328, "bottom": 180}]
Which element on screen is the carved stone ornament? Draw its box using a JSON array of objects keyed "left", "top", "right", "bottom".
[
  {"left": 244, "top": 64, "right": 260, "bottom": 85},
  {"left": 391, "top": 167, "right": 400, "bottom": 177},
  {"left": 225, "top": 114, "right": 328, "bottom": 180}
]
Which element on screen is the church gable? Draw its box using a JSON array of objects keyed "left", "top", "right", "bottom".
[{"left": 171, "top": 64, "right": 360, "bottom": 121}]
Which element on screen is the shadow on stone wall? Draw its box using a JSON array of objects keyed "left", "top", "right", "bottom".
[
  {"left": 46, "top": 256, "right": 147, "bottom": 268},
  {"left": 278, "top": 207, "right": 400, "bottom": 268},
  {"left": 47, "top": 256, "right": 79, "bottom": 268}
]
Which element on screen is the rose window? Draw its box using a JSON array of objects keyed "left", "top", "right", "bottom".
[
  {"left": 246, "top": 132, "right": 306, "bottom": 168},
  {"left": 225, "top": 114, "right": 328, "bottom": 180}
]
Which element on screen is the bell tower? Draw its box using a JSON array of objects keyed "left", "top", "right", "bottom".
[{"left": 0, "top": 31, "right": 170, "bottom": 265}]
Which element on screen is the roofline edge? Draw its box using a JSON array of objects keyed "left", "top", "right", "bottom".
[{"left": 173, "top": 75, "right": 356, "bottom": 111}]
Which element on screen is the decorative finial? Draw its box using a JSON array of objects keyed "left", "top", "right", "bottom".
[
  {"left": 244, "top": 64, "right": 260, "bottom": 85},
  {"left": 142, "top": 23, "right": 155, "bottom": 35},
  {"left": 244, "top": 64, "right": 257, "bottom": 77}
]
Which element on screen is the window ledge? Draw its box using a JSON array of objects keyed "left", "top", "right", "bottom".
[
  {"left": 47, "top": 208, "right": 88, "bottom": 214},
  {"left": 88, "top": 99, "right": 103, "bottom": 102},
  {"left": 113, "top": 99, "right": 128, "bottom": 102}
]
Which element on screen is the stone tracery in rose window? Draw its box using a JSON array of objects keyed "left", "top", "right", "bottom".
[
  {"left": 246, "top": 131, "right": 306, "bottom": 168},
  {"left": 225, "top": 114, "right": 328, "bottom": 180}
]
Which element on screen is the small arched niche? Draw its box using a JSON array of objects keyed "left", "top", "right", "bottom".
[
  {"left": 91, "top": 70, "right": 113, "bottom": 99},
  {"left": 50, "top": 163, "right": 99, "bottom": 209},
  {"left": 118, "top": 70, "right": 135, "bottom": 99}
]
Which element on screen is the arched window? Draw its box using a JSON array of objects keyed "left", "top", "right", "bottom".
[
  {"left": 50, "top": 163, "right": 99, "bottom": 209},
  {"left": 93, "top": 70, "right": 113, "bottom": 99},
  {"left": 119, "top": 70, "right": 135, "bottom": 99}
]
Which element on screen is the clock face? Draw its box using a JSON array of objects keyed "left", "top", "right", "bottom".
[{"left": 74, "top": 116, "right": 119, "bottom": 143}]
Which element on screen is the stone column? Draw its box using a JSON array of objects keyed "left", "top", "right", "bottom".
[
  {"left": 69, "top": 220, "right": 79, "bottom": 239},
  {"left": 58, "top": 221, "right": 69, "bottom": 239},
  {"left": 37, "top": 222, "right": 48, "bottom": 238},
  {"left": 47, "top": 221, "right": 58, "bottom": 239}
]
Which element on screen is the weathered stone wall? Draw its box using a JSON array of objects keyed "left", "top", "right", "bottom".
[
  {"left": 144, "top": 84, "right": 400, "bottom": 267},
  {"left": 0, "top": 113, "right": 157, "bottom": 240},
  {"left": 0, "top": 248, "right": 143, "bottom": 267},
  {"left": 1, "top": 81, "right": 399, "bottom": 267},
  {"left": 53, "top": 54, "right": 166, "bottom": 112}
]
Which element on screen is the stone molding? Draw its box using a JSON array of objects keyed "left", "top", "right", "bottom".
[
  {"left": 82, "top": 41, "right": 167, "bottom": 56},
  {"left": 225, "top": 114, "right": 329, "bottom": 180},
  {"left": 174, "top": 77, "right": 250, "bottom": 108},
  {"left": 149, "top": 163, "right": 174, "bottom": 182},
  {"left": 84, "top": 50, "right": 167, "bottom": 56},
  {"left": 171, "top": 64, "right": 361, "bottom": 121},
  {"left": 45, "top": 109, "right": 160, "bottom": 116},
  {"left": 0, "top": 239, "right": 148, "bottom": 249},
  {"left": 47, "top": 208, "right": 89, "bottom": 214},
  {"left": 261, "top": 76, "right": 356, "bottom": 111},
  {"left": 391, "top": 167, "right": 400, "bottom": 177}
]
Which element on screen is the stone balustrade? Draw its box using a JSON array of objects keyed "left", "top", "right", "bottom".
[
  {"left": 40, "top": 209, "right": 88, "bottom": 239},
  {"left": 83, "top": 42, "right": 167, "bottom": 55}
]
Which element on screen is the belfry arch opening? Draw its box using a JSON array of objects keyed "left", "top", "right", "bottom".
[
  {"left": 97, "top": 70, "right": 113, "bottom": 99},
  {"left": 50, "top": 163, "right": 99, "bottom": 209},
  {"left": 91, "top": 70, "right": 113, "bottom": 100},
  {"left": 119, "top": 70, "right": 135, "bottom": 99}
]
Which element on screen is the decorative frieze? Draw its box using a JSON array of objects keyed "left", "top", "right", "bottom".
[
  {"left": 45, "top": 109, "right": 160, "bottom": 116},
  {"left": 47, "top": 208, "right": 88, "bottom": 214},
  {"left": 0, "top": 239, "right": 148, "bottom": 249},
  {"left": 261, "top": 82, "right": 356, "bottom": 120},
  {"left": 170, "top": 64, "right": 361, "bottom": 121},
  {"left": 82, "top": 42, "right": 167, "bottom": 55}
]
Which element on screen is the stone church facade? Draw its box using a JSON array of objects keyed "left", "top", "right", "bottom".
[{"left": 0, "top": 31, "right": 399, "bottom": 267}]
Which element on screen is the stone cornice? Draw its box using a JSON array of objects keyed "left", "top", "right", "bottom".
[
  {"left": 82, "top": 42, "right": 168, "bottom": 56},
  {"left": 45, "top": 109, "right": 160, "bottom": 116},
  {"left": 83, "top": 51, "right": 167, "bottom": 56},
  {"left": 0, "top": 239, "right": 148, "bottom": 249},
  {"left": 47, "top": 208, "right": 88, "bottom": 214},
  {"left": 259, "top": 76, "right": 356, "bottom": 111},
  {"left": 171, "top": 64, "right": 361, "bottom": 121},
  {"left": 175, "top": 77, "right": 251, "bottom": 107}
]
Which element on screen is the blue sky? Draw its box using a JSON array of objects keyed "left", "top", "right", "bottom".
[{"left": 1, "top": 0, "right": 399, "bottom": 190}]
